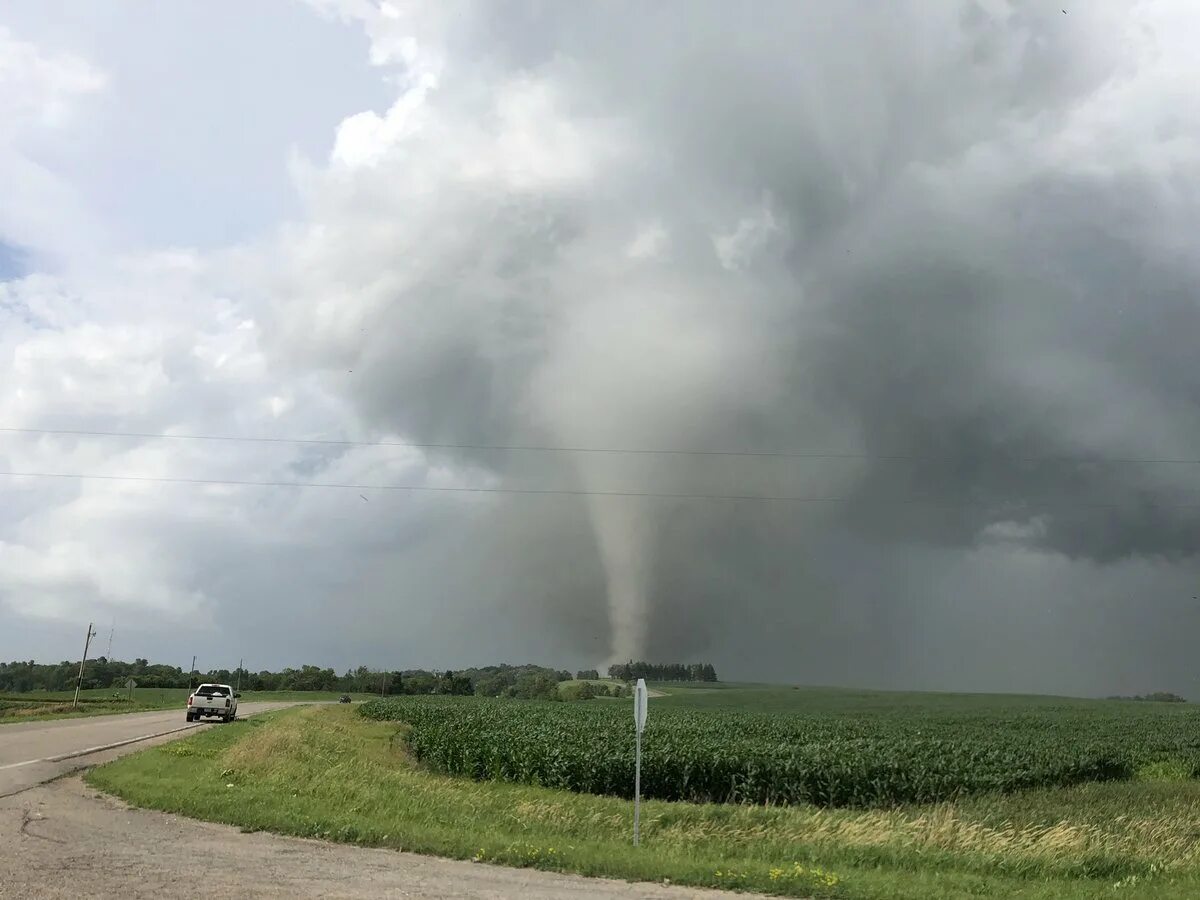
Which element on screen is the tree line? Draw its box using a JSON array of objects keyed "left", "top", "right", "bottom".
[
  {"left": 1105, "top": 692, "right": 1187, "bottom": 703},
  {"left": 0, "top": 658, "right": 713, "bottom": 698},
  {"left": 0, "top": 658, "right": 352, "bottom": 693},
  {"left": 606, "top": 661, "right": 718, "bottom": 682}
]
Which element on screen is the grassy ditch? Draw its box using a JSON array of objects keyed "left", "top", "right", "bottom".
[{"left": 85, "top": 705, "right": 1200, "bottom": 899}]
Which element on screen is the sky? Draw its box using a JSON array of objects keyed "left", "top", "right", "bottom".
[{"left": 3, "top": 1, "right": 1200, "bottom": 697}]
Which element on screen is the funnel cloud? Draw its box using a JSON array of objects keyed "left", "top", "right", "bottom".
[
  {"left": 3, "top": 2, "right": 1200, "bottom": 695},
  {"left": 266, "top": 1, "right": 1200, "bottom": 676}
]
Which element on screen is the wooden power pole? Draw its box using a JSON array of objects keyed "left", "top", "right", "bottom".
[{"left": 72, "top": 622, "right": 98, "bottom": 709}]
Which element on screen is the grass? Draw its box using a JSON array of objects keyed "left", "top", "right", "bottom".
[
  {"left": 86, "top": 704, "right": 1200, "bottom": 899},
  {"left": 0, "top": 687, "right": 374, "bottom": 724}
]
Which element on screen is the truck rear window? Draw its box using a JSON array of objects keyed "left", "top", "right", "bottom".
[{"left": 196, "top": 685, "right": 230, "bottom": 697}]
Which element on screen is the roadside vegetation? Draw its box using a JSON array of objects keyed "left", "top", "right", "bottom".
[{"left": 88, "top": 687, "right": 1200, "bottom": 899}]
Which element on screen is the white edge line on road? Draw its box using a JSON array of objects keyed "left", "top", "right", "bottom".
[
  {"left": 2, "top": 706, "right": 285, "bottom": 777},
  {"left": 43, "top": 722, "right": 204, "bottom": 763},
  {"left": 0, "top": 722, "right": 203, "bottom": 771}
]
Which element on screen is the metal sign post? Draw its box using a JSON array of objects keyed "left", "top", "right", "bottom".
[{"left": 633, "top": 678, "right": 648, "bottom": 846}]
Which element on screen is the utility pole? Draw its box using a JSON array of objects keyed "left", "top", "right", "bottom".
[
  {"left": 72, "top": 622, "right": 98, "bottom": 709},
  {"left": 235, "top": 659, "right": 243, "bottom": 693},
  {"left": 189, "top": 655, "right": 197, "bottom": 690}
]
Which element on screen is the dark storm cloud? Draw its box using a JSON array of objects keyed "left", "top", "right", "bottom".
[{"left": 260, "top": 0, "right": 1200, "bottom": 688}]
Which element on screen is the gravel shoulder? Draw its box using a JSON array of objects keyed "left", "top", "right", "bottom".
[{"left": 0, "top": 775, "right": 761, "bottom": 900}]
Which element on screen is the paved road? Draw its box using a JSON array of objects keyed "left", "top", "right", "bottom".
[
  {"left": 0, "top": 776, "right": 756, "bottom": 899},
  {"left": 0, "top": 704, "right": 763, "bottom": 899},
  {"left": 0, "top": 703, "right": 289, "bottom": 797}
]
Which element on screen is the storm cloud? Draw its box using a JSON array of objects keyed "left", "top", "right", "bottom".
[{"left": 3, "top": 1, "right": 1200, "bottom": 695}]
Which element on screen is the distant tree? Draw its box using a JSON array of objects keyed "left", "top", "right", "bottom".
[
  {"left": 510, "top": 672, "right": 560, "bottom": 700},
  {"left": 1108, "top": 692, "right": 1187, "bottom": 703},
  {"left": 475, "top": 672, "right": 516, "bottom": 697},
  {"left": 436, "top": 670, "right": 473, "bottom": 695},
  {"left": 606, "top": 661, "right": 718, "bottom": 683},
  {"left": 560, "top": 680, "right": 597, "bottom": 701},
  {"left": 402, "top": 672, "right": 437, "bottom": 695},
  {"left": 576, "top": 669, "right": 600, "bottom": 680}
]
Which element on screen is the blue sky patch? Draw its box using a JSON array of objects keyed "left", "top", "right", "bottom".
[{"left": 0, "top": 240, "right": 28, "bottom": 282}]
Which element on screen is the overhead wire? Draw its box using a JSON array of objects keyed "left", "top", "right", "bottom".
[
  {"left": 4, "top": 425, "right": 1199, "bottom": 507},
  {"left": 3, "top": 425, "right": 1200, "bottom": 466},
  {"left": 1, "top": 468, "right": 1199, "bottom": 508}
]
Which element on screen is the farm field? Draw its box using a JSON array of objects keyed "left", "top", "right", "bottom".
[
  {"left": 360, "top": 685, "right": 1200, "bottom": 807},
  {"left": 87, "top": 683, "right": 1200, "bottom": 898},
  {"left": 652, "top": 681, "right": 1119, "bottom": 712}
]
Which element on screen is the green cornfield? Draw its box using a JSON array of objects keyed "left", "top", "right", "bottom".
[{"left": 360, "top": 695, "right": 1200, "bottom": 808}]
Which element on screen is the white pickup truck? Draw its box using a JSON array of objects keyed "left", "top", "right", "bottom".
[{"left": 186, "top": 683, "right": 239, "bottom": 722}]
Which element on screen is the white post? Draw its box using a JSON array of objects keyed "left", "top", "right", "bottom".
[
  {"left": 634, "top": 728, "right": 642, "bottom": 846},
  {"left": 633, "top": 678, "right": 648, "bottom": 846}
]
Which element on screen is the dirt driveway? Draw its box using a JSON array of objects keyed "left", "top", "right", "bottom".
[{"left": 0, "top": 776, "right": 761, "bottom": 900}]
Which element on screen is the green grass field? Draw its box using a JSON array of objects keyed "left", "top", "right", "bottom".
[
  {"left": 0, "top": 687, "right": 374, "bottom": 723},
  {"left": 86, "top": 684, "right": 1200, "bottom": 898}
]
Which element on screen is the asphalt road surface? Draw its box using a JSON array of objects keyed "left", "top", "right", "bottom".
[
  {"left": 0, "top": 702, "right": 289, "bottom": 797},
  {"left": 0, "top": 706, "right": 762, "bottom": 899}
]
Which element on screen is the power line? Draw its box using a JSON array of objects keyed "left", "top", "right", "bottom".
[
  {"left": 3, "top": 425, "right": 1200, "bottom": 466},
  {"left": 1, "top": 468, "right": 1199, "bottom": 509},
  {"left": 0, "top": 469, "right": 853, "bottom": 501},
  {"left": 0, "top": 425, "right": 885, "bottom": 459}
]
